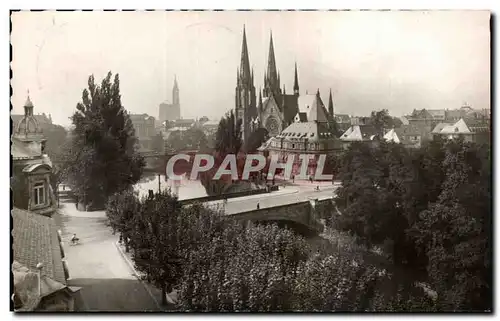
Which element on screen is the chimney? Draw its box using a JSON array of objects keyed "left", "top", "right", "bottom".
[{"left": 36, "top": 262, "right": 44, "bottom": 297}]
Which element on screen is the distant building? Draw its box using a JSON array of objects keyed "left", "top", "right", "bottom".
[
  {"left": 339, "top": 124, "right": 379, "bottom": 149},
  {"left": 432, "top": 118, "right": 490, "bottom": 144},
  {"left": 12, "top": 208, "right": 77, "bottom": 311},
  {"left": 201, "top": 119, "right": 220, "bottom": 137},
  {"left": 158, "top": 76, "right": 180, "bottom": 122},
  {"left": 394, "top": 124, "right": 424, "bottom": 148},
  {"left": 334, "top": 114, "right": 352, "bottom": 133},
  {"left": 129, "top": 114, "right": 156, "bottom": 151},
  {"left": 11, "top": 94, "right": 56, "bottom": 216}
]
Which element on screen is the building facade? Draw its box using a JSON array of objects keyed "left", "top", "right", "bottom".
[
  {"left": 129, "top": 114, "right": 156, "bottom": 151},
  {"left": 158, "top": 76, "right": 180, "bottom": 122},
  {"left": 11, "top": 95, "right": 56, "bottom": 216}
]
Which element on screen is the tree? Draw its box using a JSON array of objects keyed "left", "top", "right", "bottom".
[
  {"left": 151, "top": 133, "right": 165, "bottom": 155},
  {"left": 43, "top": 124, "right": 67, "bottom": 160},
  {"left": 66, "top": 72, "right": 145, "bottom": 208},
  {"left": 370, "top": 109, "right": 396, "bottom": 136},
  {"left": 244, "top": 127, "right": 269, "bottom": 153},
  {"left": 215, "top": 110, "right": 243, "bottom": 155},
  {"left": 411, "top": 139, "right": 491, "bottom": 311}
]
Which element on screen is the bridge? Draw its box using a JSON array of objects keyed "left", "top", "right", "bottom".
[
  {"left": 183, "top": 183, "right": 340, "bottom": 235},
  {"left": 139, "top": 149, "right": 200, "bottom": 172}
]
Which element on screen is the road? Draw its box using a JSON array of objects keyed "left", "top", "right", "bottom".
[
  {"left": 205, "top": 182, "right": 340, "bottom": 215},
  {"left": 54, "top": 200, "right": 163, "bottom": 312}
]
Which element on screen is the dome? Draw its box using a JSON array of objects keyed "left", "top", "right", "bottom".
[{"left": 16, "top": 116, "right": 40, "bottom": 134}]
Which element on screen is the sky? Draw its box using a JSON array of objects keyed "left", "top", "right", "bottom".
[{"left": 11, "top": 10, "right": 490, "bottom": 126}]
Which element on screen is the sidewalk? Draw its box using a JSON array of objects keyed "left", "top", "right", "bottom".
[{"left": 114, "top": 241, "right": 177, "bottom": 310}]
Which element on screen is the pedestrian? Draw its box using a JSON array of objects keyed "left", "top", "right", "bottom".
[
  {"left": 292, "top": 174, "right": 295, "bottom": 183},
  {"left": 272, "top": 178, "right": 275, "bottom": 186},
  {"left": 257, "top": 202, "right": 260, "bottom": 210}
]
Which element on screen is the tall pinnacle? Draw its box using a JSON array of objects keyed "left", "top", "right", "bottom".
[
  {"left": 266, "top": 30, "right": 278, "bottom": 86},
  {"left": 328, "top": 89, "right": 334, "bottom": 116},
  {"left": 239, "top": 25, "right": 251, "bottom": 85},
  {"left": 173, "top": 75, "right": 178, "bottom": 90},
  {"left": 293, "top": 62, "right": 299, "bottom": 95},
  {"left": 258, "top": 88, "right": 263, "bottom": 110}
]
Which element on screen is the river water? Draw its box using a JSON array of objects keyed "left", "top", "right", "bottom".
[{"left": 134, "top": 174, "right": 208, "bottom": 200}]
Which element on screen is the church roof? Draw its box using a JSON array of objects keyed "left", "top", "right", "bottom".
[{"left": 297, "top": 94, "right": 329, "bottom": 122}]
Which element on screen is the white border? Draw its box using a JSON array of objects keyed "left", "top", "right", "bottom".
[{"left": 2, "top": 0, "right": 498, "bottom": 319}]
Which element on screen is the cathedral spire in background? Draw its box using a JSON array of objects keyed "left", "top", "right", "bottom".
[
  {"left": 239, "top": 25, "right": 252, "bottom": 86},
  {"left": 266, "top": 30, "right": 278, "bottom": 88}
]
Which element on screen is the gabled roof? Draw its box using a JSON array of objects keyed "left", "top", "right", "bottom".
[
  {"left": 297, "top": 94, "right": 329, "bottom": 122},
  {"left": 383, "top": 129, "right": 400, "bottom": 143},
  {"left": 340, "top": 125, "right": 379, "bottom": 141},
  {"left": 12, "top": 208, "right": 66, "bottom": 285},
  {"left": 395, "top": 124, "right": 422, "bottom": 137},
  {"left": 427, "top": 109, "right": 446, "bottom": 118},
  {"left": 432, "top": 122, "right": 454, "bottom": 133}
]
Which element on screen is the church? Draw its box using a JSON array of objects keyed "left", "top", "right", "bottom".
[{"left": 234, "top": 26, "right": 342, "bottom": 178}]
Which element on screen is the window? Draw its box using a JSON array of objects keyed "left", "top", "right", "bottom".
[
  {"left": 33, "top": 182, "right": 45, "bottom": 206},
  {"left": 292, "top": 144, "right": 295, "bottom": 149}
]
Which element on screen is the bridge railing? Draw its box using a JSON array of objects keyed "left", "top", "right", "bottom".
[{"left": 179, "top": 185, "right": 279, "bottom": 206}]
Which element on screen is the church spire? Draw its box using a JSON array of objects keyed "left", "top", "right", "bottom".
[
  {"left": 173, "top": 75, "right": 178, "bottom": 90},
  {"left": 328, "top": 89, "right": 334, "bottom": 116},
  {"left": 293, "top": 62, "right": 299, "bottom": 95},
  {"left": 239, "top": 25, "right": 251, "bottom": 85},
  {"left": 266, "top": 30, "right": 278, "bottom": 87}
]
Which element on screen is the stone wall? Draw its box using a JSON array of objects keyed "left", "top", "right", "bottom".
[{"left": 229, "top": 197, "right": 331, "bottom": 234}]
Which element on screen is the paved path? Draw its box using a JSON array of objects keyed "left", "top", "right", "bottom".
[{"left": 55, "top": 201, "right": 162, "bottom": 311}]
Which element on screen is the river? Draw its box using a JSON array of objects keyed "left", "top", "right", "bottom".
[{"left": 134, "top": 174, "right": 208, "bottom": 200}]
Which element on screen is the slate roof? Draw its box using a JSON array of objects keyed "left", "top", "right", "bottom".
[
  {"left": 12, "top": 208, "right": 66, "bottom": 285},
  {"left": 11, "top": 137, "right": 41, "bottom": 160},
  {"left": 277, "top": 121, "right": 334, "bottom": 142},
  {"left": 297, "top": 94, "right": 329, "bottom": 122}
]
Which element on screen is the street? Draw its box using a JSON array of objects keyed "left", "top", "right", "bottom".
[
  {"left": 54, "top": 199, "right": 163, "bottom": 311},
  {"left": 207, "top": 181, "right": 340, "bottom": 215}
]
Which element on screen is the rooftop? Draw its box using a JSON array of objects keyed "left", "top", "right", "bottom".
[{"left": 12, "top": 208, "right": 66, "bottom": 285}]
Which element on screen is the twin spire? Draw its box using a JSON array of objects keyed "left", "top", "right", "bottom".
[{"left": 238, "top": 26, "right": 300, "bottom": 96}]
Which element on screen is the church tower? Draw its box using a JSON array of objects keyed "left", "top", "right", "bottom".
[
  {"left": 263, "top": 31, "right": 282, "bottom": 103},
  {"left": 235, "top": 25, "right": 257, "bottom": 144}
]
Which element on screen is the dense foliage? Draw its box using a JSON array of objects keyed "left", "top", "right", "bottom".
[
  {"left": 165, "top": 127, "right": 208, "bottom": 152},
  {"left": 334, "top": 138, "right": 491, "bottom": 311},
  {"left": 106, "top": 188, "right": 434, "bottom": 311},
  {"left": 65, "top": 72, "right": 145, "bottom": 208}
]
